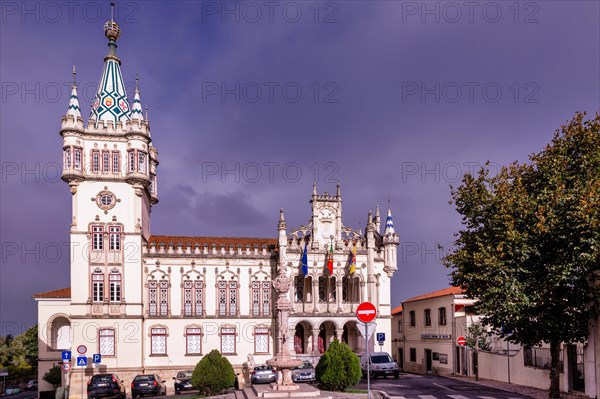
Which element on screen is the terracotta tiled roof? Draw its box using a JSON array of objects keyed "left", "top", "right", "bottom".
[
  {"left": 404, "top": 286, "right": 464, "bottom": 303},
  {"left": 32, "top": 287, "right": 71, "bottom": 299},
  {"left": 391, "top": 305, "right": 403, "bottom": 315},
  {"left": 148, "top": 235, "right": 278, "bottom": 249}
]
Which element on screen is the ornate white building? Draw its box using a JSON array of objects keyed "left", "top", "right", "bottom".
[{"left": 34, "top": 18, "right": 399, "bottom": 398}]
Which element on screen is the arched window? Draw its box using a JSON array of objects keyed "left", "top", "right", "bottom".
[
  {"left": 183, "top": 280, "right": 203, "bottom": 316},
  {"left": 148, "top": 279, "right": 169, "bottom": 316},
  {"left": 342, "top": 276, "right": 360, "bottom": 303},
  {"left": 218, "top": 280, "right": 238, "bottom": 316},
  {"left": 251, "top": 281, "right": 271, "bottom": 316},
  {"left": 92, "top": 271, "right": 104, "bottom": 302},
  {"left": 50, "top": 317, "right": 71, "bottom": 350}
]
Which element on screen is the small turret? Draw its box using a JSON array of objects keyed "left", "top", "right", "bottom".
[
  {"left": 384, "top": 208, "right": 395, "bottom": 235},
  {"left": 66, "top": 65, "right": 81, "bottom": 119},
  {"left": 278, "top": 208, "right": 287, "bottom": 267},
  {"left": 374, "top": 205, "right": 381, "bottom": 233},
  {"left": 131, "top": 74, "right": 144, "bottom": 122},
  {"left": 383, "top": 207, "right": 399, "bottom": 277}
]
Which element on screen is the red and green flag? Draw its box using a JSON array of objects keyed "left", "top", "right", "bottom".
[{"left": 327, "top": 244, "right": 334, "bottom": 275}]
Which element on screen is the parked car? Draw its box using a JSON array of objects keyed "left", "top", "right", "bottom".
[
  {"left": 131, "top": 374, "right": 166, "bottom": 398},
  {"left": 87, "top": 373, "right": 126, "bottom": 399},
  {"left": 5, "top": 385, "right": 21, "bottom": 395},
  {"left": 251, "top": 365, "right": 277, "bottom": 384},
  {"left": 26, "top": 380, "right": 38, "bottom": 390},
  {"left": 360, "top": 352, "right": 400, "bottom": 379},
  {"left": 172, "top": 370, "right": 194, "bottom": 395},
  {"left": 291, "top": 362, "right": 315, "bottom": 383}
]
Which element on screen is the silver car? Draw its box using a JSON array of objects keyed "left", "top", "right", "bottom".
[
  {"left": 251, "top": 365, "right": 277, "bottom": 384},
  {"left": 292, "top": 362, "right": 316, "bottom": 383}
]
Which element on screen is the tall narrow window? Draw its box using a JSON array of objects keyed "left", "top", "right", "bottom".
[
  {"left": 112, "top": 152, "right": 120, "bottom": 174},
  {"left": 128, "top": 151, "right": 135, "bottom": 173},
  {"left": 409, "top": 310, "right": 416, "bottom": 327},
  {"left": 254, "top": 327, "right": 269, "bottom": 354},
  {"left": 92, "top": 226, "right": 104, "bottom": 250},
  {"left": 228, "top": 281, "right": 237, "bottom": 316},
  {"left": 424, "top": 309, "right": 431, "bottom": 326},
  {"left": 221, "top": 327, "right": 236, "bottom": 355},
  {"left": 194, "top": 281, "right": 203, "bottom": 316},
  {"left": 150, "top": 327, "right": 167, "bottom": 355},
  {"left": 438, "top": 307, "right": 447, "bottom": 326},
  {"left": 183, "top": 281, "right": 193, "bottom": 316},
  {"left": 186, "top": 327, "right": 202, "bottom": 355},
  {"left": 92, "top": 151, "right": 100, "bottom": 173},
  {"left": 410, "top": 348, "right": 416, "bottom": 362},
  {"left": 149, "top": 281, "right": 157, "bottom": 316},
  {"left": 64, "top": 148, "right": 72, "bottom": 169},
  {"left": 74, "top": 148, "right": 82, "bottom": 170},
  {"left": 99, "top": 329, "right": 115, "bottom": 356},
  {"left": 262, "top": 281, "right": 270, "bottom": 316},
  {"left": 252, "top": 281, "right": 260, "bottom": 316},
  {"left": 109, "top": 226, "right": 121, "bottom": 251},
  {"left": 138, "top": 152, "right": 147, "bottom": 174},
  {"left": 218, "top": 281, "right": 227, "bottom": 316},
  {"left": 159, "top": 280, "right": 168, "bottom": 316},
  {"left": 102, "top": 151, "right": 110, "bottom": 174},
  {"left": 109, "top": 273, "right": 121, "bottom": 302},
  {"left": 294, "top": 276, "right": 304, "bottom": 302},
  {"left": 318, "top": 277, "right": 326, "bottom": 302},
  {"left": 92, "top": 273, "right": 104, "bottom": 302}
]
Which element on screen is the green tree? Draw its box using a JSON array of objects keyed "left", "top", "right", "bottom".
[
  {"left": 465, "top": 321, "right": 491, "bottom": 352},
  {"left": 191, "top": 349, "right": 235, "bottom": 396},
  {"left": 443, "top": 112, "right": 600, "bottom": 399},
  {"left": 315, "top": 339, "right": 361, "bottom": 391},
  {"left": 43, "top": 365, "right": 62, "bottom": 390}
]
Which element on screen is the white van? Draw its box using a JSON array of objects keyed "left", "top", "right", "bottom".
[{"left": 360, "top": 352, "right": 400, "bottom": 379}]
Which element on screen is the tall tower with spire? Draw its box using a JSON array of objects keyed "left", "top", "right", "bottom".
[{"left": 58, "top": 10, "right": 158, "bottom": 389}]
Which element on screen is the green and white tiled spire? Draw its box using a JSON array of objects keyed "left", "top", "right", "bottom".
[
  {"left": 89, "top": 16, "right": 131, "bottom": 126},
  {"left": 131, "top": 74, "right": 144, "bottom": 121},
  {"left": 66, "top": 64, "right": 81, "bottom": 119}
]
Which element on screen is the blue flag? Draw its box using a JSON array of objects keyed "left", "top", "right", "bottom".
[{"left": 301, "top": 243, "right": 308, "bottom": 276}]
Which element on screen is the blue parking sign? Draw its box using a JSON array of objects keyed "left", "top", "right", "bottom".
[
  {"left": 92, "top": 354, "right": 101, "bottom": 364},
  {"left": 62, "top": 351, "right": 71, "bottom": 361},
  {"left": 76, "top": 356, "right": 87, "bottom": 367},
  {"left": 376, "top": 332, "right": 385, "bottom": 342}
]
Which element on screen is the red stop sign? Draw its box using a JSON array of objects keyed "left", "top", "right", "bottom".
[
  {"left": 457, "top": 336, "right": 466, "bottom": 346},
  {"left": 356, "top": 302, "right": 377, "bottom": 323}
]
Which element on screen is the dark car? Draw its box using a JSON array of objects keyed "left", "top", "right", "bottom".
[
  {"left": 251, "top": 365, "right": 277, "bottom": 384},
  {"left": 87, "top": 373, "right": 126, "bottom": 399},
  {"left": 131, "top": 374, "right": 166, "bottom": 398},
  {"left": 291, "top": 362, "right": 316, "bottom": 383},
  {"left": 26, "top": 380, "right": 38, "bottom": 391},
  {"left": 172, "top": 370, "right": 194, "bottom": 395}
]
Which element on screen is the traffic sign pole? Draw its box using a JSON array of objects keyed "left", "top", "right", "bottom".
[{"left": 365, "top": 321, "right": 371, "bottom": 399}]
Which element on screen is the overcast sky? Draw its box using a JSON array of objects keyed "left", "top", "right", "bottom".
[{"left": 1, "top": 1, "right": 598, "bottom": 334}]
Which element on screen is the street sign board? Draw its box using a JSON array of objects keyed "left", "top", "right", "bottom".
[
  {"left": 376, "top": 332, "right": 385, "bottom": 342},
  {"left": 92, "top": 354, "right": 101, "bottom": 364},
  {"left": 357, "top": 322, "right": 377, "bottom": 340},
  {"left": 0, "top": 370, "right": 8, "bottom": 377},
  {"left": 76, "top": 356, "right": 88, "bottom": 367},
  {"left": 62, "top": 351, "right": 71, "bottom": 361},
  {"left": 62, "top": 363, "right": 71, "bottom": 372},
  {"left": 356, "top": 302, "right": 377, "bottom": 323},
  {"left": 457, "top": 336, "right": 466, "bottom": 346},
  {"left": 77, "top": 345, "right": 87, "bottom": 355}
]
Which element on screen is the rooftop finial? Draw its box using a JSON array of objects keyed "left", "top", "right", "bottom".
[
  {"left": 145, "top": 106, "right": 149, "bottom": 120},
  {"left": 104, "top": 2, "right": 121, "bottom": 44},
  {"left": 72, "top": 64, "right": 77, "bottom": 87},
  {"left": 336, "top": 182, "right": 341, "bottom": 197},
  {"left": 135, "top": 72, "right": 140, "bottom": 92}
]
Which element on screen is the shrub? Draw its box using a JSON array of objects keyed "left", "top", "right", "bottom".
[
  {"left": 192, "top": 349, "right": 235, "bottom": 396},
  {"left": 42, "top": 365, "right": 62, "bottom": 390},
  {"left": 315, "top": 339, "right": 361, "bottom": 391}
]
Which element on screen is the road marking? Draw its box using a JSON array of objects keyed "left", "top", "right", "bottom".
[
  {"left": 419, "top": 395, "right": 440, "bottom": 399},
  {"left": 448, "top": 395, "right": 471, "bottom": 399},
  {"left": 390, "top": 396, "right": 408, "bottom": 399},
  {"left": 479, "top": 396, "right": 499, "bottom": 399},
  {"left": 432, "top": 383, "right": 456, "bottom": 392}
]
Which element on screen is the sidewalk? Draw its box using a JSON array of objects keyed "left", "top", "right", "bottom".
[{"left": 444, "top": 374, "right": 591, "bottom": 399}]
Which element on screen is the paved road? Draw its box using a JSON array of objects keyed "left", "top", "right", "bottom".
[{"left": 356, "top": 374, "right": 531, "bottom": 399}]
